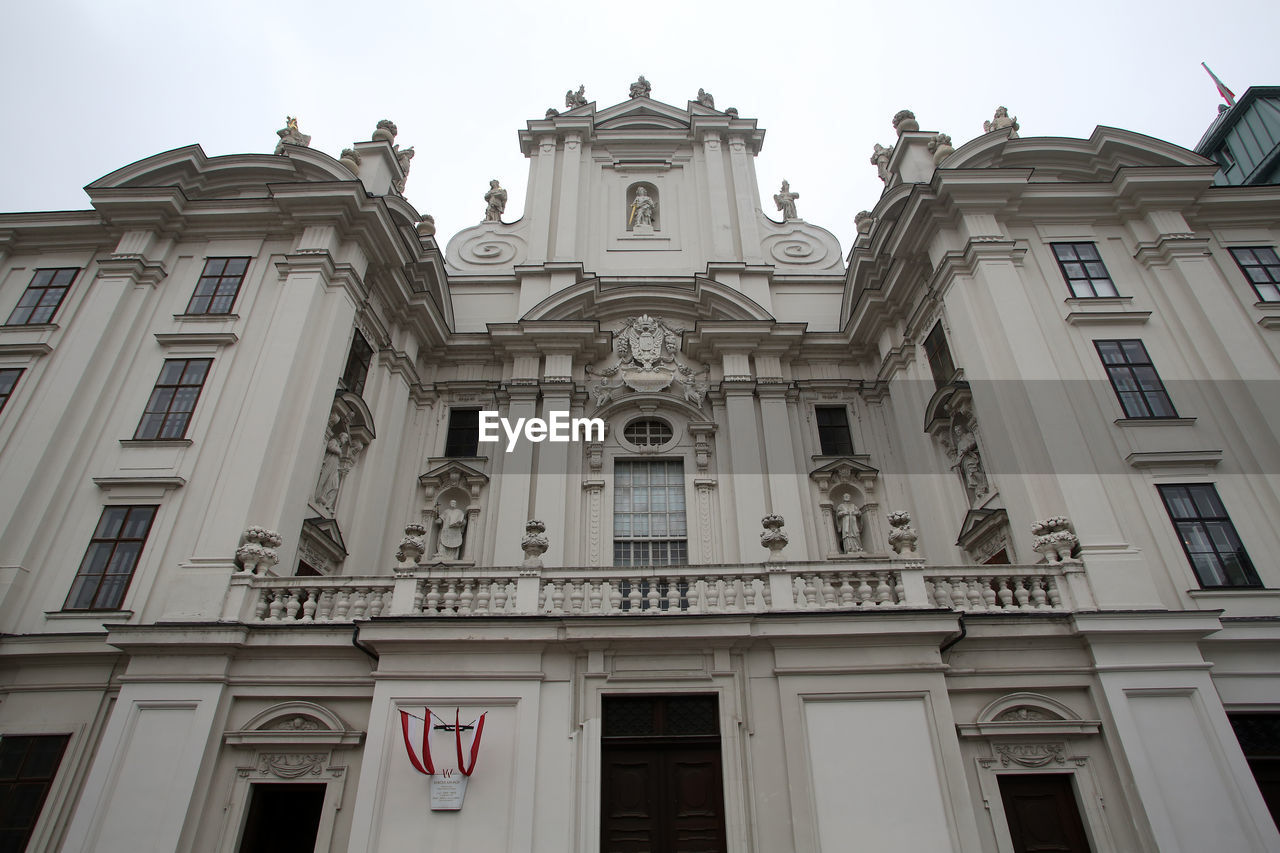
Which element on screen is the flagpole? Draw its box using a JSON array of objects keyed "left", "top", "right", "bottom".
[{"left": 1201, "top": 62, "right": 1237, "bottom": 107}]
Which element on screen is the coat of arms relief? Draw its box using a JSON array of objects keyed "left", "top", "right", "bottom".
[{"left": 586, "top": 315, "right": 708, "bottom": 408}]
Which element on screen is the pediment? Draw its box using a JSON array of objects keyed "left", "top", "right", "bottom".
[
  {"left": 302, "top": 516, "right": 347, "bottom": 559},
  {"left": 809, "top": 456, "right": 880, "bottom": 493},
  {"left": 594, "top": 98, "right": 693, "bottom": 131},
  {"left": 419, "top": 459, "right": 489, "bottom": 493}
]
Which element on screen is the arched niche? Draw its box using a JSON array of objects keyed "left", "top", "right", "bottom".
[{"left": 626, "top": 181, "right": 660, "bottom": 232}]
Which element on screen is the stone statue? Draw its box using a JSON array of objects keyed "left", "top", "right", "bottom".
[
  {"left": 315, "top": 428, "right": 349, "bottom": 511},
  {"left": 836, "top": 497, "right": 863, "bottom": 553},
  {"left": 870, "top": 143, "right": 894, "bottom": 183},
  {"left": 393, "top": 145, "right": 414, "bottom": 193},
  {"left": 629, "top": 186, "right": 656, "bottom": 228},
  {"left": 545, "top": 108, "right": 560, "bottom": 117},
  {"left": 483, "top": 180, "right": 507, "bottom": 222},
  {"left": 565, "top": 85, "right": 587, "bottom": 109},
  {"left": 952, "top": 421, "right": 989, "bottom": 499},
  {"left": 696, "top": 88, "right": 715, "bottom": 109},
  {"left": 773, "top": 180, "right": 799, "bottom": 220},
  {"left": 373, "top": 119, "right": 398, "bottom": 144},
  {"left": 855, "top": 210, "right": 874, "bottom": 235},
  {"left": 434, "top": 499, "right": 467, "bottom": 560},
  {"left": 725, "top": 107, "right": 739, "bottom": 117},
  {"left": 275, "top": 116, "right": 311, "bottom": 154},
  {"left": 984, "top": 106, "right": 1020, "bottom": 138},
  {"left": 629, "top": 75, "right": 651, "bottom": 99}
]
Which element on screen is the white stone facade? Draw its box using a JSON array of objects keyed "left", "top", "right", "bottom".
[{"left": 0, "top": 92, "right": 1278, "bottom": 852}]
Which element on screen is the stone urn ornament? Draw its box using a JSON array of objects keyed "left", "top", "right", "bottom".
[
  {"left": 928, "top": 133, "right": 955, "bottom": 165},
  {"left": 760, "top": 515, "right": 789, "bottom": 561},
  {"left": 521, "top": 520, "right": 549, "bottom": 568},
  {"left": 887, "top": 511, "right": 918, "bottom": 556},
  {"left": 396, "top": 523, "right": 427, "bottom": 566},
  {"left": 893, "top": 109, "right": 919, "bottom": 136},
  {"left": 339, "top": 148, "right": 362, "bottom": 175},
  {"left": 236, "top": 526, "right": 282, "bottom": 575},
  {"left": 1031, "top": 516, "right": 1079, "bottom": 563}
]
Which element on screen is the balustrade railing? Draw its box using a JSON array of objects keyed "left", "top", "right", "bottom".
[{"left": 226, "top": 560, "right": 1091, "bottom": 623}]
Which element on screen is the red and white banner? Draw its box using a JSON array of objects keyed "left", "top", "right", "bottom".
[{"left": 399, "top": 707, "right": 488, "bottom": 777}]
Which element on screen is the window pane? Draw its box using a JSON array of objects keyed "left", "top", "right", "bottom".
[
  {"left": 1062, "top": 263, "right": 1085, "bottom": 278},
  {"left": 78, "top": 542, "right": 114, "bottom": 576},
  {"left": 106, "top": 543, "right": 141, "bottom": 574},
  {"left": 1075, "top": 244, "right": 1100, "bottom": 260},
  {"left": 181, "top": 360, "right": 210, "bottom": 384},
  {"left": 1096, "top": 342, "right": 1123, "bottom": 363},
  {"left": 94, "top": 507, "right": 129, "bottom": 538},
  {"left": 1092, "top": 278, "right": 1117, "bottom": 297},
  {"left": 1191, "top": 553, "right": 1226, "bottom": 587},
  {"left": 1053, "top": 244, "right": 1077, "bottom": 260},
  {"left": 1233, "top": 248, "right": 1258, "bottom": 264},
  {"left": 1164, "top": 488, "right": 1194, "bottom": 519},
  {"left": 224, "top": 258, "right": 249, "bottom": 275},
  {"left": 95, "top": 575, "right": 129, "bottom": 609},
  {"left": 122, "top": 507, "right": 155, "bottom": 539},
  {"left": 1257, "top": 248, "right": 1279, "bottom": 264}
]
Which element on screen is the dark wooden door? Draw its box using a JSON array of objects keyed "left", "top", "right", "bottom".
[
  {"left": 998, "top": 774, "right": 1093, "bottom": 853},
  {"left": 601, "top": 744, "right": 725, "bottom": 853}
]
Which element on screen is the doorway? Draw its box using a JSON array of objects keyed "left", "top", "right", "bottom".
[
  {"left": 237, "top": 782, "right": 325, "bottom": 853},
  {"left": 600, "top": 695, "right": 727, "bottom": 853},
  {"left": 998, "top": 773, "right": 1093, "bottom": 853}
]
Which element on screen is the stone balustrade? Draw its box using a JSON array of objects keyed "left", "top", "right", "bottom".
[{"left": 226, "top": 560, "right": 1093, "bottom": 623}]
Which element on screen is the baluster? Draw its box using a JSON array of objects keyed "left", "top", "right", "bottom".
[
  {"left": 582, "top": 581, "right": 598, "bottom": 614},
  {"left": 491, "top": 580, "right": 507, "bottom": 614},
  {"left": 997, "top": 578, "right": 1014, "bottom": 609},
  {"left": 837, "top": 573, "right": 855, "bottom": 606},
  {"left": 950, "top": 577, "right": 968, "bottom": 610},
  {"left": 565, "top": 581, "right": 581, "bottom": 614},
  {"left": 425, "top": 581, "right": 441, "bottom": 615},
  {"left": 368, "top": 588, "right": 387, "bottom": 617},
  {"left": 283, "top": 589, "right": 301, "bottom": 621},
  {"left": 442, "top": 582, "right": 458, "bottom": 615},
  {"left": 316, "top": 589, "right": 334, "bottom": 620},
  {"left": 761, "top": 581, "right": 773, "bottom": 610},
  {"left": 350, "top": 588, "right": 369, "bottom": 619},
  {"left": 254, "top": 591, "right": 270, "bottom": 621},
  {"left": 646, "top": 579, "right": 661, "bottom": 614},
  {"left": 667, "top": 577, "right": 681, "bottom": 613},
  {"left": 804, "top": 575, "right": 819, "bottom": 607},
  {"left": 301, "top": 589, "right": 318, "bottom": 622},
  {"left": 457, "top": 581, "right": 474, "bottom": 615},
  {"left": 858, "top": 573, "right": 875, "bottom": 606},
  {"left": 412, "top": 579, "right": 425, "bottom": 613},
  {"left": 791, "top": 576, "right": 807, "bottom": 609},
  {"left": 1030, "top": 578, "right": 1048, "bottom": 609},
  {"left": 875, "top": 572, "right": 893, "bottom": 606},
  {"left": 602, "top": 581, "right": 618, "bottom": 614},
  {"left": 686, "top": 579, "right": 704, "bottom": 614},
  {"left": 333, "top": 589, "right": 352, "bottom": 620},
  {"left": 731, "top": 578, "right": 748, "bottom": 613},
  {"left": 713, "top": 579, "right": 729, "bottom": 613},
  {"left": 924, "top": 580, "right": 936, "bottom": 607},
  {"left": 628, "top": 580, "right": 643, "bottom": 613},
  {"left": 1013, "top": 578, "right": 1031, "bottom": 609},
  {"left": 1047, "top": 578, "right": 1063, "bottom": 609},
  {"left": 965, "top": 578, "right": 985, "bottom": 611},
  {"left": 268, "top": 590, "right": 285, "bottom": 621},
  {"left": 893, "top": 572, "right": 904, "bottom": 605},
  {"left": 474, "top": 581, "right": 491, "bottom": 615},
  {"left": 550, "top": 581, "right": 565, "bottom": 614},
  {"left": 819, "top": 574, "right": 837, "bottom": 608},
  {"left": 980, "top": 578, "right": 997, "bottom": 610}
]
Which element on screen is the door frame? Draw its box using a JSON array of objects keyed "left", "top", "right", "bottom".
[{"left": 974, "top": 755, "right": 1113, "bottom": 853}]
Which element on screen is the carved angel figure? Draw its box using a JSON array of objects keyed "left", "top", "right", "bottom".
[
  {"left": 984, "top": 106, "right": 1020, "bottom": 137},
  {"left": 566, "top": 85, "right": 587, "bottom": 109},
  {"left": 870, "top": 143, "right": 894, "bottom": 183},
  {"left": 773, "top": 180, "right": 799, "bottom": 220},
  {"left": 483, "top": 180, "right": 507, "bottom": 222},
  {"left": 275, "top": 116, "right": 311, "bottom": 154}
]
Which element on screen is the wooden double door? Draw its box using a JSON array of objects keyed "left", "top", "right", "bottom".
[{"left": 600, "top": 695, "right": 727, "bottom": 853}]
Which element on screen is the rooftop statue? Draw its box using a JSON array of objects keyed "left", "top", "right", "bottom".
[
  {"left": 696, "top": 88, "right": 715, "bottom": 109},
  {"left": 893, "top": 109, "right": 919, "bottom": 135},
  {"left": 870, "top": 143, "right": 894, "bottom": 183},
  {"left": 984, "top": 106, "right": 1020, "bottom": 138},
  {"left": 373, "top": 119, "right": 398, "bottom": 144},
  {"left": 565, "top": 85, "right": 587, "bottom": 109},
  {"left": 773, "top": 180, "right": 799, "bottom": 220},
  {"left": 393, "top": 145, "right": 414, "bottom": 193},
  {"left": 629, "top": 75, "right": 651, "bottom": 99},
  {"left": 483, "top": 180, "right": 507, "bottom": 223},
  {"left": 274, "top": 116, "right": 311, "bottom": 154}
]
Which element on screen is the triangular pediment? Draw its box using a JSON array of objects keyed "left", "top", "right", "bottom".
[
  {"left": 302, "top": 516, "right": 347, "bottom": 558},
  {"left": 594, "top": 98, "right": 693, "bottom": 131}
]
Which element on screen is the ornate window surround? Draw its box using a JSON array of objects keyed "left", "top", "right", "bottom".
[
  {"left": 219, "top": 701, "right": 363, "bottom": 853},
  {"left": 958, "top": 692, "right": 1116, "bottom": 853}
]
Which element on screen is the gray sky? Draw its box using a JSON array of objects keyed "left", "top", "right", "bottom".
[{"left": 2, "top": 0, "right": 1275, "bottom": 252}]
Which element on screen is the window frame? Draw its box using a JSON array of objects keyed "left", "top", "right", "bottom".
[
  {"left": 5, "top": 267, "right": 79, "bottom": 326},
  {"left": 1157, "top": 484, "right": 1261, "bottom": 589},
  {"left": 1227, "top": 246, "right": 1280, "bottom": 303},
  {"left": 183, "top": 257, "right": 250, "bottom": 316},
  {"left": 0, "top": 367, "right": 23, "bottom": 414},
  {"left": 443, "top": 407, "right": 481, "bottom": 458},
  {"left": 1051, "top": 242, "right": 1119, "bottom": 299},
  {"left": 923, "top": 321, "right": 956, "bottom": 389},
  {"left": 613, "top": 458, "right": 689, "bottom": 567},
  {"left": 340, "top": 331, "right": 374, "bottom": 397},
  {"left": 0, "top": 733, "right": 71, "bottom": 852},
  {"left": 133, "top": 357, "right": 213, "bottom": 441},
  {"left": 1094, "top": 339, "right": 1178, "bottom": 419},
  {"left": 814, "top": 405, "right": 854, "bottom": 456},
  {"left": 63, "top": 505, "right": 158, "bottom": 611}
]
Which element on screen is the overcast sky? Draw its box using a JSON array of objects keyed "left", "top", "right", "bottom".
[{"left": 1, "top": 0, "right": 1275, "bottom": 253}]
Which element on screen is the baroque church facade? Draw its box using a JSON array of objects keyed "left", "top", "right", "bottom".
[{"left": 1, "top": 81, "right": 1279, "bottom": 852}]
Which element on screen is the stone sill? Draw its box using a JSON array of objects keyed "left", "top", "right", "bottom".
[
  {"left": 1187, "top": 587, "right": 1277, "bottom": 597},
  {"left": 45, "top": 609, "right": 134, "bottom": 621},
  {"left": 1113, "top": 417, "right": 1196, "bottom": 428},
  {"left": 119, "top": 438, "right": 194, "bottom": 447}
]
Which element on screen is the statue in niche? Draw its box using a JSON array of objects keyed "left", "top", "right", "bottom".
[
  {"left": 275, "top": 116, "right": 311, "bottom": 154},
  {"left": 629, "top": 75, "right": 651, "bottom": 99},
  {"left": 696, "top": 88, "right": 715, "bottom": 109},
  {"left": 629, "top": 186, "right": 656, "bottom": 229},
  {"left": 836, "top": 496, "right": 863, "bottom": 553},
  {"left": 952, "top": 420, "right": 990, "bottom": 500},
  {"left": 315, "top": 421, "right": 350, "bottom": 512},
  {"left": 984, "top": 106, "right": 1020, "bottom": 137},
  {"left": 483, "top": 180, "right": 507, "bottom": 222},
  {"left": 434, "top": 499, "right": 468, "bottom": 560},
  {"left": 870, "top": 143, "right": 894, "bottom": 183},
  {"left": 774, "top": 180, "right": 799, "bottom": 220},
  {"left": 565, "top": 85, "right": 587, "bottom": 109}
]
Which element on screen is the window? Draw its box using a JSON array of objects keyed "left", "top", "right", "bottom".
[
  {"left": 1095, "top": 340, "right": 1177, "bottom": 418},
  {"left": 623, "top": 418, "right": 672, "bottom": 447},
  {"left": 614, "top": 460, "right": 687, "bottom": 566},
  {"left": 134, "top": 358, "right": 212, "bottom": 440},
  {"left": 184, "top": 257, "right": 249, "bottom": 315},
  {"left": 1229, "top": 247, "right": 1280, "bottom": 303},
  {"left": 1158, "top": 484, "right": 1260, "bottom": 588},
  {"left": 0, "top": 734, "right": 70, "bottom": 851},
  {"left": 5, "top": 268, "right": 78, "bottom": 325},
  {"left": 339, "top": 331, "right": 373, "bottom": 397},
  {"left": 923, "top": 321, "right": 956, "bottom": 389},
  {"left": 815, "top": 406, "right": 853, "bottom": 455},
  {"left": 443, "top": 408, "right": 480, "bottom": 457},
  {"left": 0, "top": 368, "right": 22, "bottom": 414},
  {"left": 1052, "top": 242, "right": 1118, "bottom": 298},
  {"left": 64, "top": 505, "right": 157, "bottom": 610}
]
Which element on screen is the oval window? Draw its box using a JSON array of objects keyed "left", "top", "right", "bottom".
[{"left": 623, "top": 418, "right": 673, "bottom": 447}]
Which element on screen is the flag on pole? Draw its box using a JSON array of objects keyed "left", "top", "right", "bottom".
[{"left": 1202, "top": 63, "right": 1236, "bottom": 107}]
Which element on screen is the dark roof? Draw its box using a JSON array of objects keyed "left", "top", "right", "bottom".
[{"left": 1195, "top": 85, "right": 1280, "bottom": 154}]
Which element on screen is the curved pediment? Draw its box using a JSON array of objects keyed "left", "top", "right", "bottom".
[
  {"left": 946, "top": 126, "right": 1213, "bottom": 182},
  {"left": 521, "top": 276, "right": 775, "bottom": 324}
]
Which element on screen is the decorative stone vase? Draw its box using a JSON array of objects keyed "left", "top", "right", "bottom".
[
  {"left": 339, "top": 148, "right": 361, "bottom": 175},
  {"left": 929, "top": 133, "right": 955, "bottom": 165},
  {"left": 396, "top": 523, "right": 427, "bottom": 565},
  {"left": 1031, "top": 517, "right": 1079, "bottom": 563},
  {"left": 416, "top": 215, "right": 436, "bottom": 237},
  {"left": 236, "top": 526, "right": 281, "bottom": 575},
  {"left": 893, "top": 110, "right": 919, "bottom": 136},
  {"left": 521, "top": 519, "right": 549, "bottom": 568},
  {"left": 760, "top": 515, "right": 789, "bottom": 561},
  {"left": 372, "top": 119, "right": 398, "bottom": 144},
  {"left": 887, "top": 511, "right": 919, "bottom": 556}
]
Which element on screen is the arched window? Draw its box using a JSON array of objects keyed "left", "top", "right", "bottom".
[{"left": 623, "top": 418, "right": 672, "bottom": 447}]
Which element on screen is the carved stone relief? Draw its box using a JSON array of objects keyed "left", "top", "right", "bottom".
[{"left": 586, "top": 315, "right": 708, "bottom": 409}]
